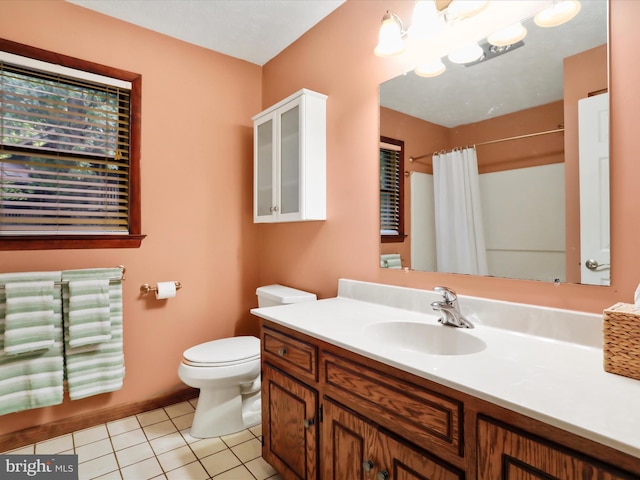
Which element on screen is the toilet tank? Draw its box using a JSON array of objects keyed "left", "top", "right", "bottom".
[{"left": 256, "top": 284, "right": 317, "bottom": 307}]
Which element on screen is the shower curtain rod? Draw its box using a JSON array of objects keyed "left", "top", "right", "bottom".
[{"left": 408, "top": 127, "right": 565, "bottom": 163}]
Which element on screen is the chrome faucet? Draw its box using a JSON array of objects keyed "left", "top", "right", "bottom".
[{"left": 431, "top": 286, "right": 474, "bottom": 328}]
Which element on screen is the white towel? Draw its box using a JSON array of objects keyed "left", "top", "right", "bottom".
[
  {"left": 380, "top": 253, "right": 402, "bottom": 269},
  {"left": 67, "top": 279, "right": 111, "bottom": 347},
  {"left": 3, "top": 281, "right": 55, "bottom": 355},
  {"left": 0, "top": 271, "right": 64, "bottom": 415},
  {"left": 62, "top": 268, "right": 125, "bottom": 400}
]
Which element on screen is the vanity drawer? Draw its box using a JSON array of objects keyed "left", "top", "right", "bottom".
[
  {"left": 322, "top": 352, "right": 463, "bottom": 457},
  {"left": 262, "top": 327, "right": 317, "bottom": 381}
]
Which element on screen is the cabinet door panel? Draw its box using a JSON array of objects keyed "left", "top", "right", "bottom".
[
  {"left": 263, "top": 364, "right": 317, "bottom": 480},
  {"left": 376, "top": 431, "right": 463, "bottom": 480},
  {"left": 279, "top": 104, "right": 300, "bottom": 215},
  {"left": 477, "top": 418, "right": 634, "bottom": 480},
  {"left": 256, "top": 118, "right": 275, "bottom": 218},
  {"left": 322, "top": 398, "right": 377, "bottom": 480}
]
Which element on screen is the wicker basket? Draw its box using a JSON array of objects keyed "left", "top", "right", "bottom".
[{"left": 603, "top": 302, "right": 640, "bottom": 381}]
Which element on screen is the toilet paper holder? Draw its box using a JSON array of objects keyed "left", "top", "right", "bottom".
[{"left": 140, "top": 281, "right": 182, "bottom": 295}]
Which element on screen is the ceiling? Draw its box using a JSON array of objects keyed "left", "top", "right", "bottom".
[{"left": 66, "top": 0, "right": 345, "bottom": 66}]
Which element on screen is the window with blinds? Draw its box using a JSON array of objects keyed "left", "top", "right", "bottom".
[
  {"left": 0, "top": 59, "right": 132, "bottom": 236},
  {"left": 380, "top": 136, "right": 405, "bottom": 242}
]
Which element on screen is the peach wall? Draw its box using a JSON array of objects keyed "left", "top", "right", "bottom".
[
  {"left": 0, "top": 1, "right": 262, "bottom": 435},
  {"left": 260, "top": 0, "right": 640, "bottom": 312}
]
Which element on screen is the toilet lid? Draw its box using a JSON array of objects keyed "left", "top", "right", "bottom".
[{"left": 182, "top": 336, "right": 260, "bottom": 367}]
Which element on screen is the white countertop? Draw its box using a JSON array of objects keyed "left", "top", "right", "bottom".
[{"left": 251, "top": 280, "right": 640, "bottom": 459}]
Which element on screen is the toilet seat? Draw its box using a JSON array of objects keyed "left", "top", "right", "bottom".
[{"left": 182, "top": 336, "right": 260, "bottom": 367}]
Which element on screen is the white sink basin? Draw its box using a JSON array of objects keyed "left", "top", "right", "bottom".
[{"left": 365, "top": 321, "right": 487, "bottom": 356}]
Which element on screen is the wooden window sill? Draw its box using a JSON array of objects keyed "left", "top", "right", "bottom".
[
  {"left": 0, "top": 234, "right": 147, "bottom": 251},
  {"left": 381, "top": 234, "right": 407, "bottom": 244}
]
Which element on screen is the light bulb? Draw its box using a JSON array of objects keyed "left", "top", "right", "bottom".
[
  {"left": 415, "top": 58, "right": 446, "bottom": 78},
  {"left": 408, "top": 1, "right": 445, "bottom": 40},
  {"left": 446, "top": 0, "right": 489, "bottom": 21},
  {"left": 534, "top": 0, "right": 581, "bottom": 28},
  {"left": 448, "top": 43, "right": 484, "bottom": 64},
  {"left": 374, "top": 11, "right": 406, "bottom": 57},
  {"left": 487, "top": 22, "right": 527, "bottom": 47}
]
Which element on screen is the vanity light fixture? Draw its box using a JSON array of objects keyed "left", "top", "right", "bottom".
[
  {"left": 415, "top": 58, "right": 446, "bottom": 77},
  {"left": 445, "top": 0, "right": 489, "bottom": 23},
  {"left": 374, "top": 10, "right": 406, "bottom": 57},
  {"left": 534, "top": 0, "right": 581, "bottom": 27},
  {"left": 408, "top": 0, "right": 445, "bottom": 40},
  {"left": 487, "top": 22, "right": 527, "bottom": 47}
]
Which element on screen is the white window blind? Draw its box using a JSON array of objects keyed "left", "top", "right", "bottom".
[
  {"left": 380, "top": 144, "right": 401, "bottom": 234},
  {"left": 0, "top": 58, "right": 132, "bottom": 235}
]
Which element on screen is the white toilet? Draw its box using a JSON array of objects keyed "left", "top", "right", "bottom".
[{"left": 178, "top": 284, "right": 316, "bottom": 438}]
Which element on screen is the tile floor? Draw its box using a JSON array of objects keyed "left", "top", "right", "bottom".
[{"left": 1, "top": 398, "right": 283, "bottom": 480}]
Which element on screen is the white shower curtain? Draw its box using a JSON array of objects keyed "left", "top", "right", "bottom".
[{"left": 432, "top": 147, "right": 488, "bottom": 275}]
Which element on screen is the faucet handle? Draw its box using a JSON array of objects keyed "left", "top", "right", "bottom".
[{"left": 434, "top": 286, "right": 457, "bottom": 304}]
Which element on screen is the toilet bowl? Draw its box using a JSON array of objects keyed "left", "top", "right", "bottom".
[{"left": 178, "top": 284, "right": 316, "bottom": 438}]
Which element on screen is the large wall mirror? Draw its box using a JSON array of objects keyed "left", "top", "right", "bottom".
[{"left": 379, "top": 0, "right": 609, "bottom": 286}]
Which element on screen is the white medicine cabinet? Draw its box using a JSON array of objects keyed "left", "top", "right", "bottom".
[{"left": 252, "top": 89, "right": 327, "bottom": 223}]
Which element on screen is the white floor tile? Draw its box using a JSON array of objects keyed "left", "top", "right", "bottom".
[
  {"left": 170, "top": 412, "right": 194, "bottom": 431},
  {"left": 3, "top": 445, "right": 34, "bottom": 454},
  {"left": 74, "top": 425, "right": 109, "bottom": 447},
  {"left": 76, "top": 438, "right": 113, "bottom": 463},
  {"left": 115, "top": 442, "right": 154, "bottom": 468},
  {"left": 78, "top": 453, "right": 119, "bottom": 480},
  {"left": 143, "top": 420, "right": 177, "bottom": 440},
  {"left": 111, "top": 428, "right": 147, "bottom": 451},
  {"left": 164, "top": 401, "right": 194, "bottom": 419},
  {"left": 245, "top": 457, "right": 278, "bottom": 480},
  {"left": 137, "top": 409, "right": 170, "bottom": 427},
  {"left": 93, "top": 471, "right": 122, "bottom": 480},
  {"left": 231, "top": 438, "right": 262, "bottom": 463},
  {"left": 107, "top": 416, "right": 140, "bottom": 436},
  {"left": 156, "top": 445, "right": 197, "bottom": 472},
  {"left": 200, "top": 448, "right": 242, "bottom": 477},
  {"left": 35, "top": 434, "right": 73, "bottom": 454},
  {"left": 165, "top": 461, "right": 209, "bottom": 480},
  {"left": 190, "top": 436, "right": 227, "bottom": 459},
  {"left": 149, "top": 431, "right": 186, "bottom": 456},
  {"left": 120, "top": 457, "right": 163, "bottom": 480},
  {"left": 212, "top": 465, "right": 255, "bottom": 480},
  {"left": 220, "top": 429, "right": 254, "bottom": 447},
  {"left": 249, "top": 424, "right": 262, "bottom": 438}
]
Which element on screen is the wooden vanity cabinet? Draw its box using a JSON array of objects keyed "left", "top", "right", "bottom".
[{"left": 260, "top": 320, "right": 640, "bottom": 480}]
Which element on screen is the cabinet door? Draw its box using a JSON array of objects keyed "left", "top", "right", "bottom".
[
  {"left": 255, "top": 115, "right": 276, "bottom": 220},
  {"left": 477, "top": 418, "right": 634, "bottom": 479},
  {"left": 262, "top": 364, "right": 318, "bottom": 480},
  {"left": 277, "top": 98, "right": 302, "bottom": 220},
  {"left": 322, "top": 398, "right": 377, "bottom": 480},
  {"left": 375, "top": 431, "right": 463, "bottom": 480}
]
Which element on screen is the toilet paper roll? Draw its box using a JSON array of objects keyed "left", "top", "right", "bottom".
[
  {"left": 635, "top": 283, "right": 640, "bottom": 310},
  {"left": 155, "top": 281, "right": 177, "bottom": 299}
]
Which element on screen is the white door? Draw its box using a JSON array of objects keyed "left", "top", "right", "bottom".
[{"left": 578, "top": 93, "right": 610, "bottom": 285}]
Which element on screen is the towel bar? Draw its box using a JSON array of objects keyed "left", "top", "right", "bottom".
[{"left": 0, "top": 266, "right": 126, "bottom": 290}]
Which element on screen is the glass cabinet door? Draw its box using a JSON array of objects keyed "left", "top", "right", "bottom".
[
  {"left": 256, "top": 118, "right": 274, "bottom": 218},
  {"left": 279, "top": 104, "right": 300, "bottom": 216}
]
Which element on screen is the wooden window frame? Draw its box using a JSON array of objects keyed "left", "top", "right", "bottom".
[
  {"left": 0, "top": 38, "right": 145, "bottom": 251},
  {"left": 380, "top": 135, "right": 406, "bottom": 243}
]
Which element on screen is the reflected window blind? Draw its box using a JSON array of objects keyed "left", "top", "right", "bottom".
[
  {"left": 0, "top": 60, "right": 131, "bottom": 235},
  {"left": 380, "top": 144, "right": 401, "bottom": 234}
]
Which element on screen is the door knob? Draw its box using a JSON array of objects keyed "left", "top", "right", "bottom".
[
  {"left": 376, "top": 471, "right": 390, "bottom": 480},
  {"left": 278, "top": 347, "right": 287, "bottom": 356},
  {"left": 303, "top": 418, "right": 314, "bottom": 428},
  {"left": 585, "top": 259, "right": 610, "bottom": 271}
]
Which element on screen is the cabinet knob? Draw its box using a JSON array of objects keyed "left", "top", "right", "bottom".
[
  {"left": 278, "top": 347, "right": 288, "bottom": 356},
  {"left": 376, "top": 471, "right": 390, "bottom": 480},
  {"left": 303, "top": 418, "right": 315, "bottom": 428},
  {"left": 362, "top": 459, "right": 375, "bottom": 472}
]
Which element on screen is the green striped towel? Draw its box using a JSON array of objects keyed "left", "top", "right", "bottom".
[
  {"left": 3, "top": 281, "right": 56, "bottom": 355},
  {"left": 0, "top": 271, "right": 64, "bottom": 415},
  {"left": 62, "top": 268, "right": 125, "bottom": 400},
  {"left": 67, "top": 279, "right": 111, "bottom": 347}
]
